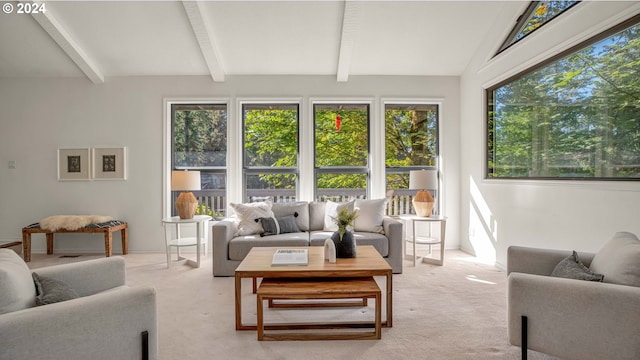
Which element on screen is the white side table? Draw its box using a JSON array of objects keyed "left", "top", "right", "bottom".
[
  {"left": 162, "top": 215, "right": 211, "bottom": 268},
  {"left": 398, "top": 215, "right": 447, "bottom": 266}
]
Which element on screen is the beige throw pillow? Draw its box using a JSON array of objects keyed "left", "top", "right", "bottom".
[
  {"left": 589, "top": 231, "right": 640, "bottom": 287},
  {"left": 354, "top": 198, "right": 386, "bottom": 233},
  {"left": 323, "top": 200, "right": 354, "bottom": 232}
]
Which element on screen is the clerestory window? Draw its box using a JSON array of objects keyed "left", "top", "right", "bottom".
[{"left": 496, "top": 1, "right": 579, "bottom": 55}]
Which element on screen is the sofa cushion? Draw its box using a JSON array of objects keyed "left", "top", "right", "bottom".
[
  {"left": 590, "top": 231, "right": 640, "bottom": 287},
  {"left": 309, "top": 231, "right": 389, "bottom": 257},
  {"left": 272, "top": 201, "right": 310, "bottom": 231},
  {"left": 0, "top": 249, "right": 36, "bottom": 314},
  {"left": 32, "top": 272, "right": 79, "bottom": 306},
  {"left": 354, "top": 198, "right": 386, "bottom": 234},
  {"left": 230, "top": 200, "right": 274, "bottom": 236},
  {"left": 228, "top": 233, "right": 310, "bottom": 261},
  {"left": 309, "top": 202, "right": 326, "bottom": 231},
  {"left": 323, "top": 200, "right": 355, "bottom": 232},
  {"left": 550, "top": 251, "right": 604, "bottom": 282}
]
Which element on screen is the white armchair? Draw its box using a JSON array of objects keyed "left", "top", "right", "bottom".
[
  {"left": 0, "top": 249, "right": 157, "bottom": 360},
  {"left": 507, "top": 235, "right": 640, "bottom": 360}
]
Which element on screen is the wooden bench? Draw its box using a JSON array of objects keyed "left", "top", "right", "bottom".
[
  {"left": 256, "top": 276, "right": 381, "bottom": 341},
  {"left": 21, "top": 221, "right": 128, "bottom": 262}
]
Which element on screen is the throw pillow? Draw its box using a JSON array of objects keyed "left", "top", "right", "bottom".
[
  {"left": 277, "top": 215, "right": 301, "bottom": 234},
  {"left": 323, "top": 200, "right": 355, "bottom": 232},
  {"left": 354, "top": 198, "right": 386, "bottom": 233},
  {"left": 271, "top": 201, "right": 310, "bottom": 231},
  {"left": 230, "top": 200, "right": 274, "bottom": 236},
  {"left": 551, "top": 251, "right": 604, "bottom": 282},
  {"left": 32, "top": 272, "right": 79, "bottom": 306},
  {"left": 589, "top": 231, "right": 640, "bottom": 287},
  {"left": 259, "top": 217, "right": 280, "bottom": 237},
  {"left": 259, "top": 215, "right": 301, "bottom": 237},
  {"left": 0, "top": 249, "right": 36, "bottom": 314}
]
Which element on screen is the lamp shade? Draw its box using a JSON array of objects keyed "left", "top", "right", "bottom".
[
  {"left": 171, "top": 170, "right": 201, "bottom": 191},
  {"left": 409, "top": 169, "right": 437, "bottom": 190}
]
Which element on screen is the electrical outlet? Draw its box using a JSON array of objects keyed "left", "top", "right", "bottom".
[{"left": 8, "top": 160, "right": 16, "bottom": 169}]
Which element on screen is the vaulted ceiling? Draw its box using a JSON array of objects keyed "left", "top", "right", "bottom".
[{"left": 0, "top": 1, "right": 525, "bottom": 83}]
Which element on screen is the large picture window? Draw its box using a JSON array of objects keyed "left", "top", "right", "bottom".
[
  {"left": 171, "top": 103, "right": 227, "bottom": 217},
  {"left": 487, "top": 16, "right": 640, "bottom": 180},
  {"left": 314, "top": 103, "right": 369, "bottom": 201},
  {"left": 242, "top": 103, "right": 299, "bottom": 202}
]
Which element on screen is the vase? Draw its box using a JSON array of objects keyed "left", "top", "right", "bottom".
[{"left": 331, "top": 230, "right": 356, "bottom": 258}]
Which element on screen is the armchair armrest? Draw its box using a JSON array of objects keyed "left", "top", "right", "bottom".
[
  {"left": 33, "top": 256, "right": 126, "bottom": 297},
  {"left": 508, "top": 272, "right": 640, "bottom": 360},
  {"left": 0, "top": 286, "right": 157, "bottom": 360},
  {"left": 507, "top": 246, "right": 595, "bottom": 276}
]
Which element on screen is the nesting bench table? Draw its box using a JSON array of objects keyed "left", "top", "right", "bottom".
[
  {"left": 21, "top": 220, "right": 128, "bottom": 262},
  {"left": 235, "top": 245, "right": 392, "bottom": 341}
]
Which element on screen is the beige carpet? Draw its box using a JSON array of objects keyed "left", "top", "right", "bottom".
[{"left": 26, "top": 250, "right": 558, "bottom": 360}]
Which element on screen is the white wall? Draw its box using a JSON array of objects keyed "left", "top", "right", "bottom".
[
  {"left": 0, "top": 75, "right": 461, "bottom": 254},
  {"left": 459, "top": 2, "right": 640, "bottom": 268}
]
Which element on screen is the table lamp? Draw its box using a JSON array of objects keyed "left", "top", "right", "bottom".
[
  {"left": 409, "top": 169, "right": 437, "bottom": 217},
  {"left": 171, "top": 170, "right": 201, "bottom": 219}
]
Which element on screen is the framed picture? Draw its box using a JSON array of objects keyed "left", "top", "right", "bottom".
[
  {"left": 58, "top": 148, "right": 91, "bottom": 181},
  {"left": 93, "top": 147, "right": 127, "bottom": 180}
]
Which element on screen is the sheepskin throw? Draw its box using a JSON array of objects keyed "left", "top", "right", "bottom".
[{"left": 39, "top": 215, "right": 113, "bottom": 231}]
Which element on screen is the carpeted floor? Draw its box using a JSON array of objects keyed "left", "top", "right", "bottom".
[{"left": 26, "top": 249, "right": 558, "bottom": 360}]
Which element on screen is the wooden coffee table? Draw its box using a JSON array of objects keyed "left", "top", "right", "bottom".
[{"left": 234, "top": 245, "right": 393, "bottom": 331}]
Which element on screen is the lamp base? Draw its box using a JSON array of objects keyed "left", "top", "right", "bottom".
[
  {"left": 175, "top": 192, "right": 197, "bottom": 219},
  {"left": 413, "top": 190, "right": 434, "bottom": 217}
]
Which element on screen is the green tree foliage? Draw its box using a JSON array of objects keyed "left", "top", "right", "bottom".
[
  {"left": 489, "top": 21, "right": 640, "bottom": 179},
  {"left": 315, "top": 106, "right": 369, "bottom": 189},
  {"left": 173, "top": 105, "right": 226, "bottom": 167},
  {"left": 385, "top": 106, "right": 438, "bottom": 189}
]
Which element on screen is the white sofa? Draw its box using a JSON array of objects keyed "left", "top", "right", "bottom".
[
  {"left": 0, "top": 249, "right": 157, "bottom": 360},
  {"left": 212, "top": 200, "right": 403, "bottom": 276}
]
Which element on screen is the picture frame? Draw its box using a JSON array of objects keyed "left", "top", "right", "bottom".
[
  {"left": 58, "top": 148, "right": 91, "bottom": 181},
  {"left": 93, "top": 147, "right": 127, "bottom": 180}
]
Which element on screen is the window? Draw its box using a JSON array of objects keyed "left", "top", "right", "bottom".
[
  {"left": 171, "top": 103, "right": 227, "bottom": 216},
  {"left": 314, "top": 103, "right": 369, "bottom": 201},
  {"left": 385, "top": 103, "right": 440, "bottom": 214},
  {"left": 487, "top": 16, "right": 640, "bottom": 180},
  {"left": 242, "top": 103, "right": 299, "bottom": 202},
  {"left": 496, "top": 1, "right": 579, "bottom": 55}
]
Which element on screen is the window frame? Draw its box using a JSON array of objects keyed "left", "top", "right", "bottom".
[
  {"left": 240, "top": 101, "right": 301, "bottom": 202},
  {"left": 312, "top": 101, "right": 372, "bottom": 201},
  {"left": 383, "top": 100, "right": 442, "bottom": 214},
  {"left": 163, "top": 99, "right": 229, "bottom": 219},
  {"left": 486, "top": 14, "right": 640, "bottom": 181}
]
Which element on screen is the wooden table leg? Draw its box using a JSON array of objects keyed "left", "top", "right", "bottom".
[
  {"left": 104, "top": 231, "right": 113, "bottom": 257},
  {"left": 22, "top": 230, "right": 31, "bottom": 262},
  {"left": 235, "top": 275, "right": 243, "bottom": 330},
  {"left": 46, "top": 233, "right": 54, "bottom": 255},
  {"left": 386, "top": 271, "right": 393, "bottom": 327},
  {"left": 121, "top": 227, "right": 128, "bottom": 255}
]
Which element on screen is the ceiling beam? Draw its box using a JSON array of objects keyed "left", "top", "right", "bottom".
[
  {"left": 336, "top": 1, "right": 363, "bottom": 82},
  {"left": 29, "top": 2, "right": 104, "bottom": 84},
  {"left": 182, "top": 1, "right": 225, "bottom": 82}
]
